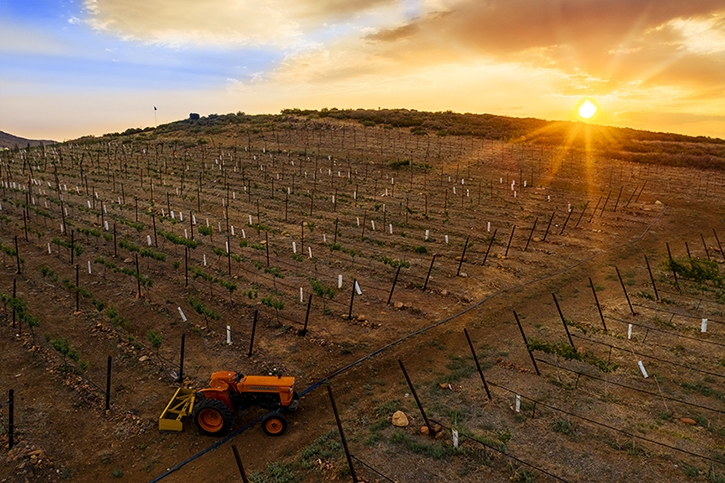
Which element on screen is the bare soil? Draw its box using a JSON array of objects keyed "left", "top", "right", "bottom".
[{"left": 1, "top": 117, "right": 724, "bottom": 483}]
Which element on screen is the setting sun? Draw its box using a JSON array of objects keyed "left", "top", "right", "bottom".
[{"left": 578, "top": 99, "right": 598, "bottom": 119}]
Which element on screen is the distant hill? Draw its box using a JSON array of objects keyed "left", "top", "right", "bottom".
[{"left": 0, "top": 130, "right": 56, "bottom": 149}]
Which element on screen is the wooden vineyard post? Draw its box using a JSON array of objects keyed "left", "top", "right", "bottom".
[
  {"left": 334, "top": 218, "right": 339, "bottom": 245},
  {"left": 666, "top": 242, "right": 679, "bottom": 288},
  {"left": 542, "top": 211, "right": 555, "bottom": 242},
  {"left": 701, "top": 233, "right": 711, "bottom": 260},
  {"left": 231, "top": 445, "right": 250, "bottom": 483},
  {"left": 574, "top": 201, "right": 589, "bottom": 228},
  {"left": 600, "top": 190, "right": 612, "bottom": 216},
  {"left": 299, "top": 294, "right": 312, "bottom": 336},
  {"left": 152, "top": 214, "right": 158, "bottom": 247},
  {"left": 189, "top": 210, "right": 194, "bottom": 240},
  {"left": 113, "top": 223, "right": 117, "bottom": 257},
  {"left": 248, "top": 310, "right": 258, "bottom": 358},
  {"left": 135, "top": 253, "right": 141, "bottom": 298},
  {"left": 75, "top": 264, "right": 80, "bottom": 312},
  {"left": 513, "top": 310, "right": 540, "bottom": 375},
  {"left": 327, "top": 386, "right": 359, "bottom": 483},
  {"left": 457, "top": 236, "right": 470, "bottom": 276},
  {"left": 227, "top": 235, "right": 232, "bottom": 276},
  {"left": 185, "top": 247, "right": 189, "bottom": 287},
  {"left": 464, "top": 328, "right": 492, "bottom": 400},
  {"left": 361, "top": 211, "right": 366, "bottom": 240},
  {"left": 300, "top": 221, "right": 304, "bottom": 256},
  {"left": 615, "top": 266, "right": 635, "bottom": 316},
  {"left": 714, "top": 228, "right": 725, "bottom": 261},
  {"left": 423, "top": 255, "right": 436, "bottom": 291},
  {"left": 105, "top": 356, "right": 112, "bottom": 411},
  {"left": 348, "top": 279, "right": 357, "bottom": 320},
  {"left": 14, "top": 236, "right": 21, "bottom": 274},
  {"left": 635, "top": 180, "right": 647, "bottom": 202},
  {"left": 22, "top": 211, "right": 28, "bottom": 242},
  {"left": 482, "top": 229, "right": 497, "bottom": 266},
  {"left": 613, "top": 186, "right": 623, "bottom": 212},
  {"left": 559, "top": 208, "right": 574, "bottom": 235},
  {"left": 70, "top": 230, "right": 75, "bottom": 264},
  {"left": 12, "top": 279, "right": 16, "bottom": 328},
  {"left": 387, "top": 265, "right": 401, "bottom": 304},
  {"left": 588, "top": 197, "right": 602, "bottom": 223},
  {"left": 398, "top": 359, "right": 435, "bottom": 437},
  {"left": 644, "top": 255, "right": 660, "bottom": 302},
  {"left": 552, "top": 293, "right": 575, "bottom": 349},
  {"left": 265, "top": 232, "right": 270, "bottom": 267},
  {"left": 8, "top": 389, "right": 13, "bottom": 450},
  {"left": 524, "top": 217, "right": 538, "bottom": 252},
  {"left": 178, "top": 334, "right": 185, "bottom": 383},
  {"left": 589, "top": 278, "right": 607, "bottom": 331},
  {"left": 505, "top": 225, "right": 516, "bottom": 258}
]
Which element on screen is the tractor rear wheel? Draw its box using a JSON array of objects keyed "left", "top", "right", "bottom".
[
  {"left": 262, "top": 412, "right": 287, "bottom": 436},
  {"left": 193, "top": 397, "right": 234, "bottom": 436}
]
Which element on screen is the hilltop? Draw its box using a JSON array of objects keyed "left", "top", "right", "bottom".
[{"left": 0, "top": 130, "right": 56, "bottom": 149}]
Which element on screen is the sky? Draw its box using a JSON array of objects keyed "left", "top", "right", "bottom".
[{"left": 1, "top": 0, "right": 724, "bottom": 141}]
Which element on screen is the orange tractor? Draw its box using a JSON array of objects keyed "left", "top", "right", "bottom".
[{"left": 191, "top": 371, "right": 299, "bottom": 436}]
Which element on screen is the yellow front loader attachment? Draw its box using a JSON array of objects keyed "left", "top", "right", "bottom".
[{"left": 159, "top": 388, "right": 196, "bottom": 431}]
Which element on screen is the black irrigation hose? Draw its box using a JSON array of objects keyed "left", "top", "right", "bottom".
[
  {"left": 350, "top": 455, "right": 396, "bottom": 482},
  {"left": 148, "top": 205, "right": 667, "bottom": 482},
  {"left": 606, "top": 315, "right": 725, "bottom": 348},
  {"left": 570, "top": 333, "right": 725, "bottom": 380},
  {"left": 485, "top": 380, "right": 725, "bottom": 466},
  {"left": 533, "top": 358, "right": 725, "bottom": 415},
  {"left": 428, "top": 418, "right": 571, "bottom": 482}
]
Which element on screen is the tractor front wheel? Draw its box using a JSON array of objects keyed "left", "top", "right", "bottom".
[
  {"left": 262, "top": 412, "right": 287, "bottom": 436},
  {"left": 193, "top": 397, "right": 234, "bottom": 436}
]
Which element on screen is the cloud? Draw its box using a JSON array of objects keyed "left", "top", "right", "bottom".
[
  {"left": 83, "top": 0, "right": 398, "bottom": 47},
  {"left": 361, "top": 1, "right": 725, "bottom": 86}
]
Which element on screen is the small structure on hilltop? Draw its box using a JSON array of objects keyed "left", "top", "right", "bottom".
[{"left": 189, "top": 113, "right": 200, "bottom": 121}]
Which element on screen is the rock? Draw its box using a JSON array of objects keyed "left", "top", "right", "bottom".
[
  {"left": 123, "top": 258, "right": 132, "bottom": 263},
  {"left": 533, "top": 237, "right": 541, "bottom": 242},
  {"left": 462, "top": 295, "right": 472, "bottom": 303},
  {"left": 680, "top": 417, "right": 697, "bottom": 425},
  {"left": 455, "top": 256, "right": 467, "bottom": 261},
  {"left": 138, "top": 355, "right": 149, "bottom": 362},
  {"left": 655, "top": 200, "right": 663, "bottom": 205},
  {"left": 391, "top": 411, "right": 409, "bottom": 427},
  {"left": 394, "top": 301, "right": 404, "bottom": 309},
  {"left": 459, "top": 272, "right": 467, "bottom": 278},
  {"left": 435, "top": 430, "right": 445, "bottom": 440},
  {"left": 357, "top": 314, "right": 366, "bottom": 322},
  {"left": 440, "top": 289, "right": 448, "bottom": 296},
  {"left": 420, "top": 426, "right": 430, "bottom": 435}
]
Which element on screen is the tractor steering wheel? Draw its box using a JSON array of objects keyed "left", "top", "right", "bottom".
[{"left": 235, "top": 372, "right": 244, "bottom": 383}]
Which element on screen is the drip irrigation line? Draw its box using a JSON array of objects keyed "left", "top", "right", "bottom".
[
  {"left": 570, "top": 333, "right": 725, "bottom": 380},
  {"left": 485, "top": 381, "right": 725, "bottom": 466},
  {"left": 148, "top": 205, "right": 667, "bottom": 482},
  {"left": 428, "top": 418, "right": 571, "bottom": 482},
  {"left": 632, "top": 303, "right": 725, "bottom": 326},
  {"left": 350, "top": 455, "right": 396, "bottom": 482},
  {"left": 533, "top": 358, "right": 725, "bottom": 415},
  {"left": 606, "top": 315, "right": 725, "bottom": 348}
]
